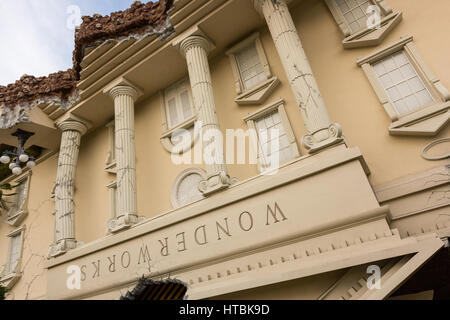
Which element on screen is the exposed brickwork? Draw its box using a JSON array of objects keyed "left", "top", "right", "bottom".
[{"left": 0, "top": 0, "right": 173, "bottom": 109}]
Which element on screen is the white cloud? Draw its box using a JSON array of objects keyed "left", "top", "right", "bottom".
[{"left": 0, "top": 0, "right": 136, "bottom": 86}]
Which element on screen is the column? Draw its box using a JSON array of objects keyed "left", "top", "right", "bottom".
[
  {"left": 48, "top": 115, "right": 89, "bottom": 258},
  {"left": 175, "top": 29, "right": 231, "bottom": 195},
  {"left": 104, "top": 78, "right": 144, "bottom": 233},
  {"left": 253, "top": 0, "right": 344, "bottom": 153}
]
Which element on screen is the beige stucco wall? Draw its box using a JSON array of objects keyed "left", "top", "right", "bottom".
[
  {"left": 292, "top": 0, "right": 450, "bottom": 186},
  {"left": 0, "top": 154, "right": 57, "bottom": 300},
  {"left": 1, "top": 0, "right": 449, "bottom": 300}
]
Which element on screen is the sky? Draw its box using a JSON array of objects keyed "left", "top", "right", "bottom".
[{"left": 0, "top": 0, "right": 139, "bottom": 86}]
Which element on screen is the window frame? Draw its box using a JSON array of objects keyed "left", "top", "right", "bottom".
[
  {"left": 105, "top": 120, "right": 117, "bottom": 173},
  {"left": 357, "top": 36, "right": 450, "bottom": 136},
  {"left": 0, "top": 226, "right": 25, "bottom": 290},
  {"left": 170, "top": 168, "right": 207, "bottom": 209},
  {"left": 3, "top": 172, "right": 31, "bottom": 227},
  {"left": 160, "top": 79, "right": 199, "bottom": 154},
  {"left": 325, "top": 0, "right": 402, "bottom": 49},
  {"left": 226, "top": 33, "right": 279, "bottom": 105},
  {"left": 243, "top": 99, "right": 300, "bottom": 172},
  {"left": 106, "top": 180, "right": 118, "bottom": 234}
]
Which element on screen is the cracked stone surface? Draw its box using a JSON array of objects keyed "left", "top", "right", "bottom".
[{"left": 0, "top": 0, "right": 174, "bottom": 125}]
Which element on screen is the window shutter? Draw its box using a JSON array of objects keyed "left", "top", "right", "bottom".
[{"left": 236, "top": 44, "right": 266, "bottom": 90}]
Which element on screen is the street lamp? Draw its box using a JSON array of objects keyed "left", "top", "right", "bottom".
[{"left": 0, "top": 129, "right": 36, "bottom": 175}]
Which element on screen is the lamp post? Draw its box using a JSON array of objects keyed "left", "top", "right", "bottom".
[{"left": 0, "top": 129, "right": 36, "bottom": 175}]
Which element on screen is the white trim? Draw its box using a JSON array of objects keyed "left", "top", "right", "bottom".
[
  {"left": 244, "top": 99, "right": 300, "bottom": 172},
  {"left": 358, "top": 36, "right": 450, "bottom": 135},
  {"left": 170, "top": 167, "right": 207, "bottom": 209}
]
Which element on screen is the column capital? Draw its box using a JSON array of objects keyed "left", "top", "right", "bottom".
[
  {"left": 56, "top": 113, "right": 91, "bottom": 135},
  {"left": 103, "top": 77, "right": 143, "bottom": 102},
  {"left": 252, "top": 0, "right": 290, "bottom": 15},
  {"left": 173, "top": 26, "right": 216, "bottom": 58}
]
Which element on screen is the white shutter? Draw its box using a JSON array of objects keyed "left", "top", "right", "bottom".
[
  {"left": 236, "top": 44, "right": 266, "bottom": 90},
  {"left": 255, "top": 111, "right": 294, "bottom": 168},
  {"left": 373, "top": 51, "right": 433, "bottom": 115},
  {"left": 165, "top": 79, "right": 194, "bottom": 129}
]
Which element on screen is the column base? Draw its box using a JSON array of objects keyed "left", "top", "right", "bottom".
[
  {"left": 48, "top": 239, "right": 82, "bottom": 258},
  {"left": 199, "top": 171, "right": 233, "bottom": 196},
  {"left": 302, "top": 123, "right": 345, "bottom": 154},
  {"left": 107, "top": 214, "right": 146, "bottom": 234}
]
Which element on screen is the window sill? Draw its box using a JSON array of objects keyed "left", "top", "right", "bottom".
[
  {"left": 342, "top": 12, "right": 402, "bottom": 49},
  {"left": 235, "top": 77, "right": 280, "bottom": 106},
  {"left": 389, "top": 101, "right": 450, "bottom": 136},
  {"left": 0, "top": 272, "right": 21, "bottom": 290},
  {"left": 104, "top": 161, "right": 117, "bottom": 174},
  {"left": 160, "top": 116, "right": 199, "bottom": 154},
  {"left": 5, "top": 210, "right": 28, "bottom": 227}
]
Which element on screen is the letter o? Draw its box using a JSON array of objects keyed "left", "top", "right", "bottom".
[
  {"left": 121, "top": 251, "right": 131, "bottom": 269},
  {"left": 239, "top": 211, "right": 254, "bottom": 232}
]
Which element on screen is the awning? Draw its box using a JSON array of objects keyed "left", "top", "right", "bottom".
[{"left": 120, "top": 277, "right": 188, "bottom": 301}]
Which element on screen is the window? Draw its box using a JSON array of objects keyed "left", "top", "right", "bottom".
[
  {"left": 244, "top": 99, "right": 300, "bottom": 172},
  {"left": 105, "top": 121, "right": 116, "bottom": 173},
  {"left": 372, "top": 51, "right": 433, "bottom": 115},
  {"left": 106, "top": 180, "right": 144, "bottom": 233},
  {"left": 0, "top": 226, "right": 25, "bottom": 290},
  {"left": 171, "top": 168, "right": 206, "bottom": 208},
  {"left": 235, "top": 44, "right": 267, "bottom": 90},
  {"left": 2, "top": 172, "right": 31, "bottom": 227},
  {"left": 325, "top": 0, "right": 402, "bottom": 49},
  {"left": 226, "top": 33, "right": 279, "bottom": 105},
  {"left": 336, "top": 0, "right": 373, "bottom": 33},
  {"left": 164, "top": 79, "right": 194, "bottom": 129},
  {"left": 160, "top": 79, "right": 199, "bottom": 154},
  {"left": 357, "top": 36, "right": 450, "bottom": 136}
]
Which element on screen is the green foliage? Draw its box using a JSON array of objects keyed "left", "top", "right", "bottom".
[{"left": 0, "top": 285, "right": 7, "bottom": 300}]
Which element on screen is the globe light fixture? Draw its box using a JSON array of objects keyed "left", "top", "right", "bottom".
[
  {"left": 0, "top": 155, "right": 10, "bottom": 164},
  {"left": 0, "top": 129, "right": 36, "bottom": 176}
]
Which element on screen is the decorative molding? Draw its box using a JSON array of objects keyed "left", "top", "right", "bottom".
[
  {"left": 170, "top": 167, "right": 207, "bottom": 208},
  {"left": 0, "top": 225, "right": 26, "bottom": 290},
  {"left": 342, "top": 12, "right": 403, "bottom": 49},
  {"left": 4, "top": 171, "right": 32, "bottom": 227},
  {"left": 422, "top": 138, "right": 450, "bottom": 161},
  {"left": 358, "top": 36, "right": 450, "bottom": 136},
  {"left": 226, "top": 32, "right": 278, "bottom": 105},
  {"left": 244, "top": 99, "right": 301, "bottom": 173},
  {"left": 56, "top": 113, "right": 91, "bottom": 136},
  {"left": 103, "top": 77, "right": 144, "bottom": 102}
]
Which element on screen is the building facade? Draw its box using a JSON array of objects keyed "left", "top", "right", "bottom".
[{"left": 0, "top": 0, "right": 449, "bottom": 300}]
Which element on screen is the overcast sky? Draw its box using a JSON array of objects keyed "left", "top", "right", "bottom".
[{"left": 0, "top": 0, "right": 138, "bottom": 86}]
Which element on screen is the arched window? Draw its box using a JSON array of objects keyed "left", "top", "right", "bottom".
[{"left": 171, "top": 168, "right": 207, "bottom": 208}]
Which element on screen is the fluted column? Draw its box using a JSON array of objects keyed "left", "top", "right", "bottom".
[
  {"left": 48, "top": 115, "right": 89, "bottom": 258},
  {"left": 175, "top": 29, "right": 231, "bottom": 195},
  {"left": 104, "top": 78, "right": 144, "bottom": 233},
  {"left": 253, "top": 0, "right": 343, "bottom": 153}
]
